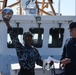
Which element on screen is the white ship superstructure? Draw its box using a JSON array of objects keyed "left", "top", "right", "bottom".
[{"left": 0, "top": 0, "right": 76, "bottom": 75}]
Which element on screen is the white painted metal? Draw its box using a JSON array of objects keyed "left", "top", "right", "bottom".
[{"left": 0, "top": 15, "right": 76, "bottom": 75}]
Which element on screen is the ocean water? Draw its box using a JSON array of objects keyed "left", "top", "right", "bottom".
[{"left": 41, "top": 55, "right": 61, "bottom": 60}]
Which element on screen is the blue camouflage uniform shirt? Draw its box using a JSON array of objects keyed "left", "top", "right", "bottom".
[{"left": 9, "top": 28, "right": 43, "bottom": 69}]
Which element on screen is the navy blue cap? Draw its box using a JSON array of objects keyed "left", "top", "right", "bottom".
[
  {"left": 23, "top": 31, "right": 33, "bottom": 39},
  {"left": 68, "top": 22, "right": 76, "bottom": 29}
]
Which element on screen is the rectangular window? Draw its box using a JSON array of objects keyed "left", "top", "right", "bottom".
[
  {"left": 7, "top": 28, "right": 23, "bottom": 48},
  {"left": 48, "top": 28, "right": 64, "bottom": 48},
  {"left": 29, "top": 28, "right": 44, "bottom": 48}
]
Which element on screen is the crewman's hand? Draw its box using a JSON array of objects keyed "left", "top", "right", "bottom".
[
  {"left": 49, "top": 60, "right": 54, "bottom": 66},
  {"left": 60, "top": 58, "right": 71, "bottom": 65},
  {"left": 3, "top": 18, "right": 10, "bottom": 24},
  {"left": 3, "top": 18, "right": 11, "bottom": 29}
]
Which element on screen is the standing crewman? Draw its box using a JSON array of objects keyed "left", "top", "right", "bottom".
[
  {"left": 60, "top": 22, "right": 76, "bottom": 75},
  {"left": 3, "top": 18, "right": 43, "bottom": 75}
]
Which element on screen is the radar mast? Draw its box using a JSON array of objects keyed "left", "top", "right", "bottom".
[{"left": 0, "top": 0, "right": 56, "bottom": 15}]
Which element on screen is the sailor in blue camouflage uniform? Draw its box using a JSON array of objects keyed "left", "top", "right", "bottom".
[
  {"left": 60, "top": 22, "right": 76, "bottom": 75},
  {"left": 3, "top": 19, "right": 43, "bottom": 75}
]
